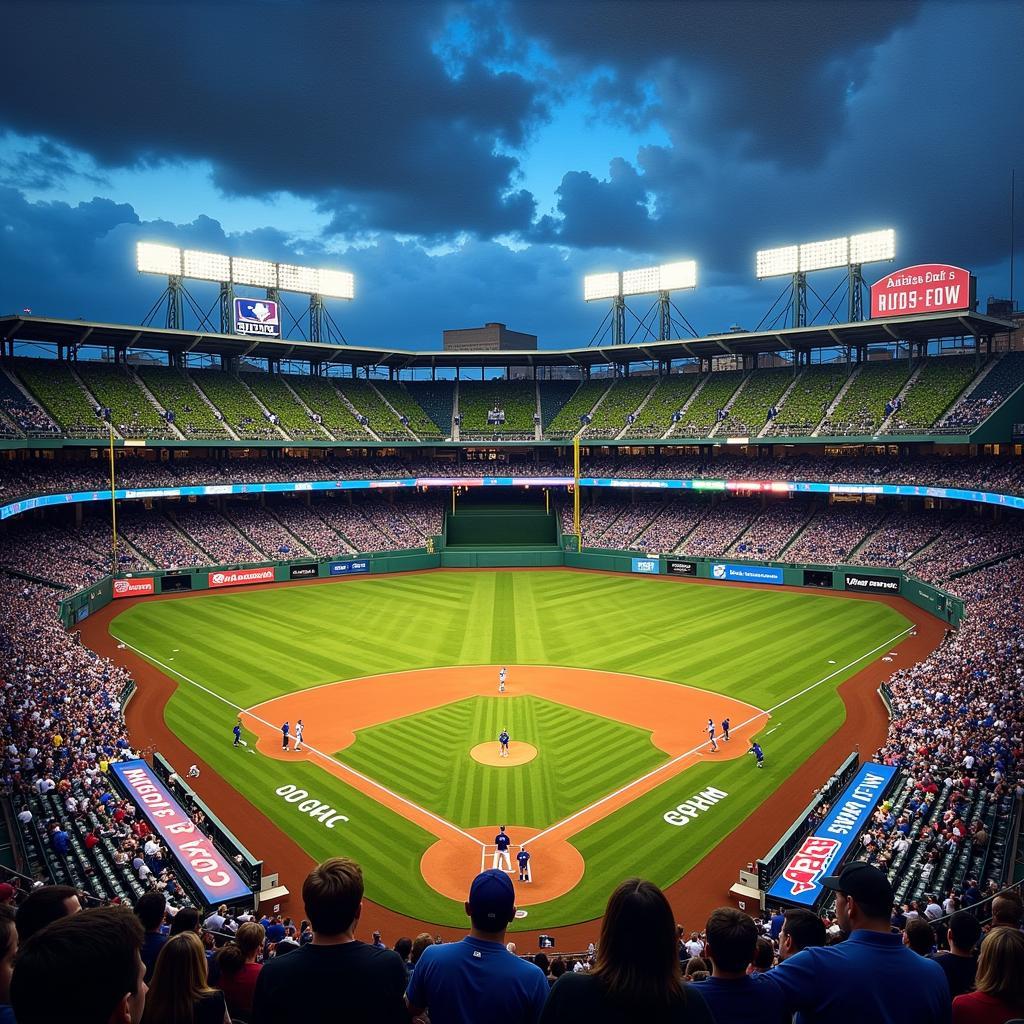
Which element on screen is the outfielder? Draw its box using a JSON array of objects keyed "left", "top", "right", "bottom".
[
  {"left": 493, "top": 826, "right": 512, "bottom": 871},
  {"left": 749, "top": 741, "right": 765, "bottom": 768}
]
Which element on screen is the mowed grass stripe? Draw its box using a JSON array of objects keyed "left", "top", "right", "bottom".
[{"left": 111, "top": 569, "right": 910, "bottom": 929}]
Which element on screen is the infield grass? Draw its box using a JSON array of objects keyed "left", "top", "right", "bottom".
[{"left": 110, "top": 570, "right": 910, "bottom": 929}]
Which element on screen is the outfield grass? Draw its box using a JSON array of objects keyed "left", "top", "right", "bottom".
[
  {"left": 340, "top": 695, "right": 666, "bottom": 828},
  {"left": 110, "top": 570, "right": 910, "bottom": 929}
]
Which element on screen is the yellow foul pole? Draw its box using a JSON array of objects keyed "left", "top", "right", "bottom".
[
  {"left": 573, "top": 434, "right": 581, "bottom": 551},
  {"left": 108, "top": 419, "right": 118, "bottom": 573}
]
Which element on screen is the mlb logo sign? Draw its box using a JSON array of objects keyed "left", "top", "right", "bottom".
[
  {"left": 234, "top": 298, "right": 281, "bottom": 337},
  {"left": 780, "top": 836, "right": 841, "bottom": 895}
]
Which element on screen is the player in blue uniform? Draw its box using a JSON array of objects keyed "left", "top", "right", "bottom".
[
  {"left": 498, "top": 728, "right": 510, "bottom": 758},
  {"left": 517, "top": 847, "right": 531, "bottom": 882},
  {"left": 722, "top": 717, "right": 731, "bottom": 742},
  {"left": 493, "top": 825, "right": 512, "bottom": 871},
  {"left": 232, "top": 719, "right": 242, "bottom": 747},
  {"left": 749, "top": 741, "right": 765, "bottom": 768},
  {"left": 281, "top": 721, "right": 290, "bottom": 750}
]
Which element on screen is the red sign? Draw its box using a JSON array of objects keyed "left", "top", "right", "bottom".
[
  {"left": 112, "top": 577, "right": 155, "bottom": 598},
  {"left": 779, "top": 836, "right": 842, "bottom": 895},
  {"left": 208, "top": 567, "right": 275, "bottom": 589},
  {"left": 870, "top": 264, "right": 972, "bottom": 318}
]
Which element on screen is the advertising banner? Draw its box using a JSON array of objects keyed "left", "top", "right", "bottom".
[
  {"left": 112, "top": 578, "right": 155, "bottom": 599},
  {"left": 870, "top": 264, "right": 972, "bottom": 318},
  {"left": 110, "top": 760, "right": 251, "bottom": 905},
  {"left": 666, "top": 559, "right": 697, "bottom": 577},
  {"left": 289, "top": 563, "right": 319, "bottom": 579},
  {"left": 233, "top": 297, "right": 281, "bottom": 337},
  {"left": 208, "top": 567, "right": 275, "bottom": 589},
  {"left": 710, "top": 563, "right": 784, "bottom": 585},
  {"left": 631, "top": 557, "right": 660, "bottom": 575},
  {"left": 767, "top": 762, "right": 897, "bottom": 906},
  {"left": 844, "top": 572, "right": 900, "bottom": 594},
  {"left": 329, "top": 560, "right": 370, "bottom": 576}
]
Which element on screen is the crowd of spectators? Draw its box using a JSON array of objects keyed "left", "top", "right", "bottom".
[
  {"left": 0, "top": 372, "right": 59, "bottom": 436},
  {"left": 728, "top": 502, "right": 812, "bottom": 560},
  {"left": 782, "top": 505, "right": 885, "bottom": 564},
  {"left": 171, "top": 509, "right": 263, "bottom": 566},
  {"left": 227, "top": 504, "right": 312, "bottom": 560}
]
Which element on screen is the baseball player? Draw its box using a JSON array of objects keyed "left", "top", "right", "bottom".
[
  {"left": 498, "top": 666, "right": 507, "bottom": 693},
  {"left": 281, "top": 721, "right": 290, "bottom": 751},
  {"left": 517, "top": 847, "right": 532, "bottom": 882},
  {"left": 498, "top": 728, "right": 510, "bottom": 758},
  {"left": 722, "top": 717, "right": 731, "bottom": 742},
  {"left": 232, "top": 720, "right": 242, "bottom": 747},
  {"left": 749, "top": 741, "right": 765, "bottom": 768},
  {"left": 294, "top": 719, "right": 304, "bottom": 751},
  {"left": 706, "top": 718, "right": 718, "bottom": 753},
  {"left": 187, "top": 764, "right": 200, "bottom": 779},
  {"left": 493, "top": 826, "right": 512, "bottom": 871}
]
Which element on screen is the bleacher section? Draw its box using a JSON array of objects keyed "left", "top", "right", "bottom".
[
  {"left": 73, "top": 363, "right": 173, "bottom": 439},
  {"left": 884, "top": 356, "right": 977, "bottom": 432},
  {"left": 622, "top": 374, "right": 701, "bottom": 439},
  {"left": 716, "top": 368, "right": 793, "bottom": 437},
  {"left": 458, "top": 380, "right": 536, "bottom": 439},
  {"left": 403, "top": 381, "right": 455, "bottom": 436},
  {"left": 940, "top": 351, "right": 1024, "bottom": 431},
  {"left": 819, "top": 360, "right": 915, "bottom": 436},
  {"left": 189, "top": 369, "right": 282, "bottom": 440},
  {"left": 672, "top": 370, "right": 745, "bottom": 438},
  {"left": 335, "top": 380, "right": 413, "bottom": 441},
  {"left": 374, "top": 381, "right": 443, "bottom": 440},
  {"left": 583, "top": 378, "right": 654, "bottom": 439},
  {"left": 0, "top": 369, "right": 58, "bottom": 436},
  {"left": 538, "top": 381, "right": 581, "bottom": 431},
  {"left": 281, "top": 374, "right": 370, "bottom": 440},
  {"left": 12, "top": 359, "right": 107, "bottom": 437},
  {"left": 135, "top": 367, "right": 231, "bottom": 439},
  {"left": 545, "top": 380, "right": 608, "bottom": 438},
  {"left": 240, "top": 373, "right": 325, "bottom": 440},
  {"left": 768, "top": 364, "right": 850, "bottom": 436}
]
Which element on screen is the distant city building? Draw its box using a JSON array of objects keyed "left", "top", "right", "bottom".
[{"left": 443, "top": 322, "right": 537, "bottom": 352}]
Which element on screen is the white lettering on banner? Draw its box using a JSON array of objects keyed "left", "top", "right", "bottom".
[
  {"left": 825, "top": 773, "right": 887, "bottom": 836},
  {"left": 276, "top": 785, "right": 349, "bottom": 829},
  {"left": 663, "top": 787, "right": 728, "bottom": 826}
]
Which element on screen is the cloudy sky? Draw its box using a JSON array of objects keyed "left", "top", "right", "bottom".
[{"left": 1, "top": 0, "right": 1021, "bottom": 351}]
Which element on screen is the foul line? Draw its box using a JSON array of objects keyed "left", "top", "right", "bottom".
[
  {"left": 522, "top": 623, "right": 916, "bottom": 847},
  {"left": 115, "top": 637, "right": 485, "bottom": 848}
]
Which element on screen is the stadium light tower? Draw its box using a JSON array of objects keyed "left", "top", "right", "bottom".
[
  {"left": 755, "top": 229, "right": 895, "bottom": 327},
  {"left": 584, "top": 260, "right": 698, "bottom": 345}
]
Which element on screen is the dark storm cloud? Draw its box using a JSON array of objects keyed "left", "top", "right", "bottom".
[{"left": 0, "top": 0, "right": 545, "bottom": 237}]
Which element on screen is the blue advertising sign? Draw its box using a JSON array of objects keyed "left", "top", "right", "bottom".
[
  {"left": 329, "top": 559, "right": 370, "bottom": 576},
  {"left": 767, "top": 762, "right": 897, "bottom": 907},
  {"left": 631, "top": 557, "right": 660, "bottom": 574},
  {"left": 710, "top": 563, "right": 784, "bottom": 585},
  {"left": 234, "top": 297, "right": 281, "bottom": 337},
  {"left": 110, "top": 760, "right": 251, "bottom": 905}
]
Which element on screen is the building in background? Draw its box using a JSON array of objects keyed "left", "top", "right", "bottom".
[{"left": 443, "top": 322, "right": 537, "bottom": 352}]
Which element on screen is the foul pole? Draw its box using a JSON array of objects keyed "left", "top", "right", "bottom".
[
  {"left": 108, "top": 419, "right": 118, "bottom": 573},
  {"left": 573, "top": 434, "right": 581, "bottom": 550}
]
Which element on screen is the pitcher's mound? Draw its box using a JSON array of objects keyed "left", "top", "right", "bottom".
[{"left": 471, "top": 741, "right": 538, "bottom": 766}]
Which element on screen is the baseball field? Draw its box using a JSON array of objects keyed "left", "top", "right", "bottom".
[{"left": 108, "top": 569, "right": 912, "bottom": 930}]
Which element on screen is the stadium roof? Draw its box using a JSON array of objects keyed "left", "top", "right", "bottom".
[{"left": 0, "top": 310, "right": 1014, "bottom": 371}]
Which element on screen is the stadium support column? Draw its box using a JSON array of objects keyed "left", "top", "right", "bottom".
[
  {"left": 658, "top": 291, "right": 672, "bottom": 341},
  {"left": 612, "top": 296, "right": 626, "bottom": 345},
  {"left": 219, "top": 282, "right": 235, "bottom": 335},
  {"left": 848, "top": 264, "right": 865, "bottom": 322},
  {"left": 166, "top": 275, "right": 184, "bottom": 331},
  {"left": 792, "top": 272, "right": 807, "bottom": 328},
  {"left": 573, "top": 435, "right": 582, "bottom": 550},
  {"left": 310, "top": 294, "right": 325, "bottom": 344}
]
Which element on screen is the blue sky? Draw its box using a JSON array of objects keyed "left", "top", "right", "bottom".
[{"left": 0, "top": 0, "right": 1021, "bottom": 351}]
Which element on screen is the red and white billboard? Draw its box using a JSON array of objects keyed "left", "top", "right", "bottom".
[
  {"left": 870, "top": 264, "right": 972, "bottom": 318},
  {"left": 112, "top": 577, "right": 155, "bottom": 599},
  {"left": 208, "top": 567, "right": 275, "bottom": 589}
]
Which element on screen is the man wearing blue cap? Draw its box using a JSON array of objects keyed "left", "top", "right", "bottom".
[{"left": 406, "top": 869, "right": 548, "bottom": 1023}]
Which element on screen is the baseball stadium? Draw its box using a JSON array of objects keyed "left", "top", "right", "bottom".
[{"left": 2, "top": 252, "right": 1023, "bottom": 959}]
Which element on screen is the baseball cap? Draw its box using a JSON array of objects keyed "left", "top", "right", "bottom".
[
  {"left": 0, "top": 882, "right": 14, "bottom": 902},
  {"left": 468, "top": 869, "right": 515, "bottom": 928},
  {"left": 821, "top": 861, "right": 893, "bottom": 906}
]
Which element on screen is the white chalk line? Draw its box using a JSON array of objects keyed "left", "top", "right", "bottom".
[
  {"left": 521, "top": 623, "right": 916, "bottom": 847},
  {"left": 115, "top": 637, "right": 485, "bottom": 848}
]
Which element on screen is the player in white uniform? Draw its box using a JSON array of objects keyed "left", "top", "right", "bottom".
[
  {"left": 498, "top": 666, "right": 507, "bottom": 693},
  {"left": 706, "top": 718, "right": 718, "bottom": 753},
  {"left": 294, "top": 719, "right": 304, "bottom": 751}
]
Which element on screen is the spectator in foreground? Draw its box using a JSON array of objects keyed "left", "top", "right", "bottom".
[
  {"left": 697, "top": 908, "right": 788, "bottom": 1024},
  {"left": 989, "top": 892, "right": 1023, "bottom": 930},
  {"left": 952, "top": 926, "right": 1024, "bottom": 1024},
  {"left": 169, "top": 907, "right": 202, "bottom": 937},
  {"left": 143, "top": 931, "right": 228, "bottom": 1024},
  {"left": 407, "top": 869, "right": 548, "bottom": 1024},
  {"left": 905, "top": 917, "right": 937, "bottom": 957},
  {"left": 750, "top": 936, "right": 775, "bottom": 973},
  {"left": 251, "top": 857, "right": 407, "bottom": 1024},
  {"left": 10, "top": 906, "right": 147, "bottom": 1024},
  {"left": 930, "top": 911, "right": 981, "bottom": 999},
  {"left": 540, "top": 878, "right": 713, "bottom": 1023},
  {"left": 136, "top": 891, "right": 168, "bottom": 982},
  {"left": 216, "top": 921, "right": 266, "bottom": 1020},
  {"left": 15, "top": 883, "right": 82, "bottom": 941},
  {"left": 758, "top": 862, "right": 951, "bottom": 1023},
  {"left": 778, "top": 908, "right": 826, "bottom": 962},
  {"left": 0, "top": 905, "right": 16, "bottom": 1024}
]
